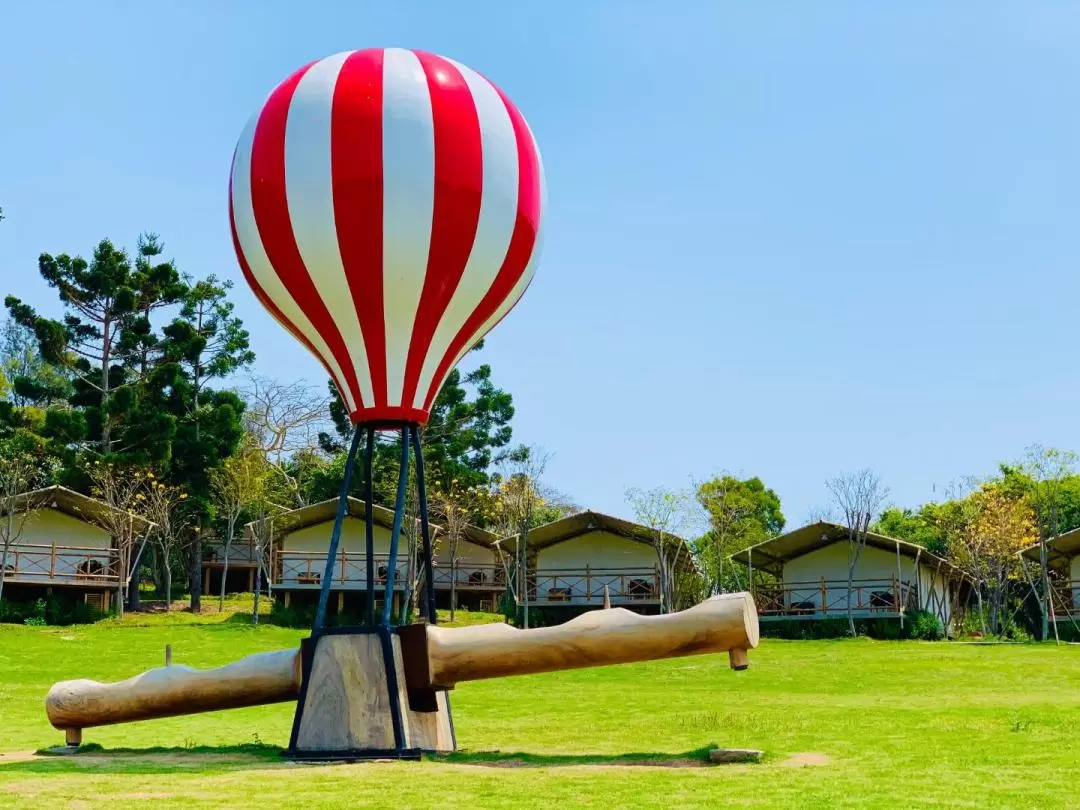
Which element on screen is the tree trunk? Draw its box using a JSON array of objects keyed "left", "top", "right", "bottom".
[
  {"left": 0, "top": 511, "right": 12, "bottom": 605},
  {"left": 989, "top": 585, "right": 999, "bottom": 636},
  {"left": 975, "top": 587, "right": 987, "bottom": 637},
  {"left": 450, "top": 558, "right": 457, "bottom": 623},
  {"left": 128, "top": 540, "right": 145, "bottom": 612},
  {"left": 190, "top": 529, "right": 202, "bottom": 613},
  {"left": 521, "top": 534, "right": 529, "bottom": 629},
  {"left": 116, "top": 544, "right": 127, "bottom": 621},
  {"left": 847, "top": 544, "right": 859, "bottom": 638},
  {"left": 99, "top": 311, "right": 114, "bottom": 453},
  {"left": 163, "top": 563, "right": 172, "bottom": 612},
  {"left": 1039, "top": 537, "right": 1050, "bottom": 641},
  {"left": 0, "top": 543, "right": 9, "bottom": 605},
  {"left": 220, "top": 518, "right": 235, "bottom": 612},
  {"left": 253, "top": 566, "right": 261, "bottom": 625}
]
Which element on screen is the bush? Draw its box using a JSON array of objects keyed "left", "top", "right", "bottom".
[
  {"left": 907, "top": 610, "right": 944, "bottom": 641},
  {"left": 761, "top": 611, "right": 945, "bottom": 641},
  {"left": 0, "top": 595, "right": 104, "bottom": 626}
]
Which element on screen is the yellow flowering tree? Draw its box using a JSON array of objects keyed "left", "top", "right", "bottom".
[
  {"left": 953, "top": 485, "right": 1037, "bottom": 636},
  {"left": 86, "top": 461, "right": 152, "bottom": 618},
  {"left": 141, "top": 473, "right": 192, "bottom": 611}
]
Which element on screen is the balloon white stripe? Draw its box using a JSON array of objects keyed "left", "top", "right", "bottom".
[
  {"left": 284, "top": 51, "right": 375, "bottom": 410},
  {"left": 231, "top": 114, "right": 356, "bottom": 412},
  {"left": 414, "top": 59, "right": 519, "bottom": 408},
  {"left": 380, "top": 48, "right": 435, "bottom": 407}
]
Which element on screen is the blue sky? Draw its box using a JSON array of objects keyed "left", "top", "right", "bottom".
[{"left": 2, "top": 2, "right": 1079, "bottom": 526}]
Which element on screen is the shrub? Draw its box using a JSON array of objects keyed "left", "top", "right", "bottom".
[
  {"left": 761, "top": 611, "right": 945, "bottom": 641},
  {"left": 906, "top": 610, "right": 944, "bottom": 641},
  {"left": 0, "top": 595, "right": 103, "bottom": 626}
]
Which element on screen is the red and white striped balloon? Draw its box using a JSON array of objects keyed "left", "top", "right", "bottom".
[{"left": 229, "top": 48, "right": 544, "bottom": 425}]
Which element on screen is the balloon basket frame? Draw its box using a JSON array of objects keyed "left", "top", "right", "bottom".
[{"left": 287, "top": 421, "right": 453, "bottom": 761}]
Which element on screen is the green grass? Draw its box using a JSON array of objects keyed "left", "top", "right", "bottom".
[{"left": 1, "top": 617, "right": 1079, "bottom": 808}]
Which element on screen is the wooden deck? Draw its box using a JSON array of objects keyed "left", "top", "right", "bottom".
[
  {"left": 752, "top": 577, "right": 919, "bottom": 619},
  {"left": 523, "top": 566, "right": 661, "bottom": 606},
  {"left": 1, "top": 543, "right": 121, "bottom": 588}
]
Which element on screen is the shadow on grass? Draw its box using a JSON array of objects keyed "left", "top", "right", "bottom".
[
  {"left": 0, "top": 742, "right": 289, "bottom": 775},
  {"left": 431, "top": 746, "right": 725, "bottom": 768},
  {"left": 2, "top": 744, "right": 749, "bottom": 775}
]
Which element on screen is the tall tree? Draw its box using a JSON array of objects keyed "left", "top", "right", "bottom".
[
  {"left": 141, "top": 475, "right": 192, "bottom": 611},
  {"left": 243, "top": 375, "right": 331, "bottom": 507},
  {"left": 6, "top": 235, "right": 184, "bottom": 454},
  {"left": 826, "top": 468, "right": 889, "bottom": 636},
  {"left": 156, "top": 275, "right": 253, "bottom": 612},
  {"left": 490, "top": 447, "right": 552, "bottom": 628},
  {"left": 430, "top": 480, "right": 495, "bottom": 622},
  {"left": 85, "top": 461, "right": 151, "bottom": 618},
  {"left": 952, "top": 485, "right": 1036, "bottom": 637},
  {"left": 1016, "top": 445, "right": 1077, "bottom": 640},
  {"left": 695, "top": 474, "right": 785, "bottom": 594},
  {"left": 625, "top": 485, "right": 698, "bottom": 614},
  {"left": 209, "top": 441, "right": 268, "bottom": 611}
]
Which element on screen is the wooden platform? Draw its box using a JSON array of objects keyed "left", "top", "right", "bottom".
[{"left": 290, "top": 628, "right": 454, "bottom": 758}]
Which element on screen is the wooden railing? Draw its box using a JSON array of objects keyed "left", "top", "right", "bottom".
[
  {"left": 272, "top": 550, "right": 408, "bottom": 589},
  {"left": 527, "top": 566, "right": 661, "bottom": 604},
  {"left": 431, "top": 562, "right": 506, "bottom": 590},
  {"left": 752, "top": 577, "right": 919, "bottom": 617},
  {"left": 202, "top": 538, "right": 259, "bottom": 566},
  {"left": 1050, "top": 580, "right": 1080, "bottom": 620},
  {"left": 1, "top": 543, "right": 120, "bottom": 585}
]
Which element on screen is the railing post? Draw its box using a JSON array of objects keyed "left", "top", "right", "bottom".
[
  {"left": 50, "top": 542, "right": 57, "bottom": 577},
  {"left": 821, "top": 577, "right": 827, "bottom": 615},
  {"left": 585, "top": 564, "right": 591, "bottom": 601},
  {"left": 340, "top": 550, "right": 347, "bottom": 583}
]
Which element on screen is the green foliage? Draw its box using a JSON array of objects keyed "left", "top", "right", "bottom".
[
  {"left": 0, "top": 595, "right": 104, "bottom": 626},
  {"left": 874, "top": 506, "right": 949, "bottom": 555},
  {"left": 761, "top": 611, "right": 943, "bottom": 641},
  {"left": 694, "top": 475, "right": 784, "bottom": 593},
  {"left": 5, "top": 235, "right": 187, "bottom": 456},
  {"left": 907, "top": 610, "right": 945, "bottom": 641}
]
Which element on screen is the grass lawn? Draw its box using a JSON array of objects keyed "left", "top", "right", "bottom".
[{"left": 1, "top": 610, "right": 1079, "bottom": 808}]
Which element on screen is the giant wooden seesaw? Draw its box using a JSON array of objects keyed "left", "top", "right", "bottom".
[{"left": 45, "top": 593, "right": 759, "bottom": 759}]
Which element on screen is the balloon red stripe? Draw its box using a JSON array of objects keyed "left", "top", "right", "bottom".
[
  {"left": 249, "top": 63, "right": 365, "bottom": 409},
  {"left": 421, "top": 85, "right": 542, "bottom": 412},
  {"left": 331, "top": 49, "right": 388, "bottom": 410},
  {"left": 400, "top": 51, "right": 484, "bottom": 411}
]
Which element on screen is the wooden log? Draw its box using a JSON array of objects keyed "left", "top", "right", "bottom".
[
  {"left": 407, "top": 592, "right": 758, "bottom": 689},
  {"left": 45, "top": 593, "right": 757, "bottom": 738},
  {"left": 45, "top": 649, "right": 301, "bottom": 733}
]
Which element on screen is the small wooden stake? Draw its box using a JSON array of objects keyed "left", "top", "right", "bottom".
[
  {"left": 728, "top": 648, "right": 749, "bottom": 671},
  {"left": 165, "top": 644, "right": 172, "bottom": 667},
  {"left": 65, "top": 728, "right": 82, "bottom": 747},
  {"left": 602, "top": 585, "right": 612, "bottom": 609}
]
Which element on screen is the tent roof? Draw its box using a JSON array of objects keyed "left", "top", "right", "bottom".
[
  {"left": 246, "top": 497, "right": 497, "bottom": 547},
  {"left": 1020, "top": 527, "right": 1080, "bottom": 567},
  {"left": 730, "top": 520, "right": 955, "bottom": 577},
  {"left": 494, "top": 509, "right": 687, "bottom": 553},
  {"left": 4, "top": 485, "right": 154, "bottom": 534}
]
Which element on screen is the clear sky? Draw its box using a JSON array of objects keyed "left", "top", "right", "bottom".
[{"left": 2, "top": 2, "right": 1079, "bottom": 526}]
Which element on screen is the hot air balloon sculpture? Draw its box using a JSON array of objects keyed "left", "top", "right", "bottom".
[
  {"left": 42, "top": 49, "right": 761, "bottom": 764},
  {"left": 229, "top": 46, "right": 543, "bottom": 758}
]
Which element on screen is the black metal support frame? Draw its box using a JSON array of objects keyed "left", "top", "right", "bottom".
[{"left": 288, "top": 421, "right": 442, "bottom": 761}]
